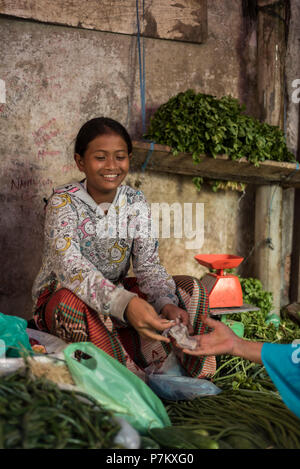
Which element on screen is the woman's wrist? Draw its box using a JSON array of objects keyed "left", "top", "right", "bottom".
[{"left": 160, "top": 303, "right": 174, "bottom": 314}]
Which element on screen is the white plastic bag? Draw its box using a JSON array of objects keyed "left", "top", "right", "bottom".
[
  {"left": 26, "top": 328, "right": 68, "bottom": 357},
  {"left": 145, "top": 351, "right": 222, "bottom": 401},
  {"left": 113, "top": 417, "right": 141, "bottom": 449}
]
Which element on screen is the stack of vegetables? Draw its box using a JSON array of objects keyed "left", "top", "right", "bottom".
[
  {"left": 0, "top": 367, "right": 121, "bottom": 449},
  {"left": 162, "top": 389, "right": 300, "bottom": 449},
  {"left": 145, "top": 89, "right": 295, "bottom": 165},
  {"left": 145, "top": 89, "right": 295, "bottom": 192}
]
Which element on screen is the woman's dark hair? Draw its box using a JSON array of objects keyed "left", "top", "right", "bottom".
[{"left": 74, "top": 117, "right": 132, "bottom": 156}]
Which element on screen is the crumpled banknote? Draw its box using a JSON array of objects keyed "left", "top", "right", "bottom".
[{"left": 163, "top": 319, "right": 198, "bottom": 350}]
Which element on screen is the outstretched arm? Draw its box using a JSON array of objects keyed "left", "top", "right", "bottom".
[{"left": 183, "top": 316, "right": 263, "bottom": 364}]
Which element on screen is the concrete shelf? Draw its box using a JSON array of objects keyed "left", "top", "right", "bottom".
[{"left": 131, "top": 141, "right": 300, "bottom": 188}]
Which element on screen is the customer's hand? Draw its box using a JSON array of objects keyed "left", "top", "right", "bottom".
[
  {"left": 182, "top": 316, "right": 263, "bottom": 364},
  {"left": 125, "top": 297, "right": 174, "bottom": 342},
  {"left": 182, "top": 316, "right": 237, "bottom": 356}
]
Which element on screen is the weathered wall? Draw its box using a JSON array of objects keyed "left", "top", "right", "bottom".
[
  {"left": 287, "top": 0, "right": 300, "bottom": 303},
  {"left": 0, "top": 1, "right": 258, "bottom": 318}
]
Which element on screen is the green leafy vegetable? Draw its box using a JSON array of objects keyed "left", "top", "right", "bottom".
[{"left": 145, "top": 90, "right": 295, "bottom": 191}]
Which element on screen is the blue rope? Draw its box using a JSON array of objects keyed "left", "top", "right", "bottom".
[
  {"left": 141, "top": 141, "right": 155, "bottom": 172},
  {"left": 136, "top": 0, "right": 146, "bottom": 135},
  {"left": 280, "top": 160, "right": 300, "bottom": 183},
  {"left": 136, "top": 0, "right": 155, "bottom": 172}
]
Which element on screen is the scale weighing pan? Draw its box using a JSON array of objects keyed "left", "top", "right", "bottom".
[{"left": 194, "top": 254, "right": 244, "bottom": 271}]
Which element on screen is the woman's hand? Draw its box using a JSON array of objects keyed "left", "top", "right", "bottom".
[
  {"left": 160, "top": 304, "right": 193, "bottom": 334},
  {"left": 125, "top": 297, "right": 174, "bottom": 343}
]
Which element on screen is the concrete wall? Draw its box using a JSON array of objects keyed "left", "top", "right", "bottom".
[{"left": 0, "top": 1, "right": 260, "bottom": 318}]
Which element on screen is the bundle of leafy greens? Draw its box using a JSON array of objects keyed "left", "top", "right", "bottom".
[
  {"left": 213, "top": 276, "right": 300, "bottom": 392},
  {"left": 145, "top": 90, "right": 295, "bottom": 166}
]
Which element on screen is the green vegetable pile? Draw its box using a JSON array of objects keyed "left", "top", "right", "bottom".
[
  {"left": 154, "top": 276, "right": 300, "bottom": 450},
  {"left": 145, "top": 89, "right": 295, "bottom": 166},
  {"left": 0, "top": 369, "right": 121, "bottom": 449},
  {"left": 239, "top": 276, "right": 274, "bottom": 319},
  {"left": 214, "top": 276, "right": 300, "bottom": 392},
  {"left": 165, "top": 389, "right": 300, "bottom": 449}
]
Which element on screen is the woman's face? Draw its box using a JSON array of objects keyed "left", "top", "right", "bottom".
[{"left": 74, "top": 133, "right": 131, "bottom": 204}]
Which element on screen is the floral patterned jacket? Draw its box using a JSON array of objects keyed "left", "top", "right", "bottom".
[{"left": 32, "top": 180, "right": 178, "bottom": 322}]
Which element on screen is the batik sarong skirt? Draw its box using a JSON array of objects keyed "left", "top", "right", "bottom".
[{"left": 33, "top": 275, "right": 216, "bottom": 380}]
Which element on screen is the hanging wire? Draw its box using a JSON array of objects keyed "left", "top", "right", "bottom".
[
  {"left": 136, "top": 0, "right": 146, "bottom": 135},
  {"left": 136, "top": 0, "right": 155, "bottom": 173}
]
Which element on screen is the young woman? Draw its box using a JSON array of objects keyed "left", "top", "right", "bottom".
[{"left": 32, "top": 117, "right": 216, "bottom": 379}]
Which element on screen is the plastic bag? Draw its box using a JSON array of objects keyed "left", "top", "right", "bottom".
[
  {"left": 147, "top": 374, "right": 222, "bottom": 401},
  {"left": 154, "top": 351, "right": 187, "bottom": 376},
  {"left": 0, "top": 313, "right": 32, "bottom": 358},
  {"left": 265, "top": 313, "right": 280, "bottom": 328},
  {"left": 113, "top": 417, "right": 141, "bottom": 449},
  {"left": 63, "top": 342, "right": 171, "bottom": 435},
  {"left": 26, "top": 328, "right": 68, "bottom": 357},
  {"left": 145, "top": 351, "right": 222, "bottom": 401}
]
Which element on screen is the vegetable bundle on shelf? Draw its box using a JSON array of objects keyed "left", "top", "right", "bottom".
[{"left": 145, "top": 90, "right": 295, "bottom": 166}]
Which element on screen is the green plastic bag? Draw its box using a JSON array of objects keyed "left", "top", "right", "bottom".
[
  {"left": 265, "top": 313, "right": 280, "bottom": 329},
  {"left": 64, "top": 342, "right": 171, "bottom": 435},
  {"left": 0, "top": 312, "right": 32, "bottom": 357}
]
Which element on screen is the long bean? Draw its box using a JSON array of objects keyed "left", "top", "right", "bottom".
[
  {"left": 165, "top": 389, "right": 300, "bottom": 449},
  {"left": 0, "top": 369, "right": 121, "bottom": 449}
]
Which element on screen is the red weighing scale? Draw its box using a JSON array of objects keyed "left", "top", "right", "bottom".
[{"left": 195, "top": 254, "right": 260, "bottom": 337}]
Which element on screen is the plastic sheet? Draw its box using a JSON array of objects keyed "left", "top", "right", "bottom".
[
  {"left": 113, "top": 417, "right": 141, "bottom": 449},
  {"left": 0, "top": 313, "right": 32, "bottom": 357}
]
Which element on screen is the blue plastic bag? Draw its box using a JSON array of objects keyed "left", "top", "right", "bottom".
[
  {"left": 147, "top": 374, "right": 222, "bottom": 401},
  {"left": 144, "top": 351, "right": 221, "bottom": 401},
  {"left": 64, "top": 342, "right": 171, "bottom": 435},
  {"left": 0, "top": 313, "right": 32, "bottom": 358}
]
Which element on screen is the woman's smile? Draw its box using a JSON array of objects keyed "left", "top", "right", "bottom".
[
  {"left": 75, "top": 133, "right": 131, "bottom": 204},
  {"left": 101, "top": 174, "right": 121, "bottom": 180}
]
